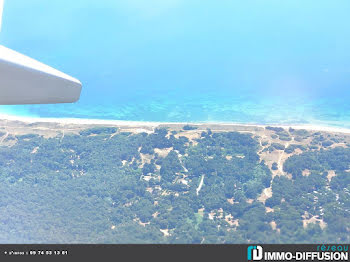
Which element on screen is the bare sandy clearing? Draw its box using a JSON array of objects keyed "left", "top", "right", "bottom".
[
  {"left": 154, "top": 147, "right": 173, "bottom": 158},
  {"left": 327, "top": 170, "right": 336, "bottom": 182},
  {"left": 257, "top": 187, "right": 273, "bottom": 204},
  {"left": 302, "top": 212, "right": 327, "bottom": 230}
]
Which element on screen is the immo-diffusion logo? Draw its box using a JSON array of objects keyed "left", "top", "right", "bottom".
[
  {"left": 247, "top": 246, "right": 263, "bottom": 261},
  {"left": 247, "top": 245, "right": 349, "bottom": 261}
]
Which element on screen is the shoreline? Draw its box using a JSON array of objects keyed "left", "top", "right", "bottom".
[{"left": 1, "top": 113, "right": 350, "bottom": 134}]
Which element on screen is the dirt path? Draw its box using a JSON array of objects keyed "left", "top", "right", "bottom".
[
  {"left": 0, "top": 131, "right": 9, "bottom": 144},
  {"left": 196, "top": 175, "right": 205, "bottom": 196},
  {"left": 277, "top": 139, "right": 293, "bottom": 176},
  {"left": 258, "top": 135, "right": 268, "bottom": 154},
  {"left": 60, "top": 130, "right": 65, "bottom": 143}
]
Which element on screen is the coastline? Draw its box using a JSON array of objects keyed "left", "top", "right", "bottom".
[{"left": 1, "top": 113, "right": 350, "bottom": 134}]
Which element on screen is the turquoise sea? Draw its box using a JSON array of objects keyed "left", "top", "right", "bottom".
[{"left": 0, "top": 0, "right": 349, "bottom": 127}]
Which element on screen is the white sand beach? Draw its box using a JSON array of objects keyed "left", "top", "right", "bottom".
[{"left": 0, "top": 113, "right": 350, "bottom": 134}]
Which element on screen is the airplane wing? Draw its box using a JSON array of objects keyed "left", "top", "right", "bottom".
[{"left": 0, "top": 0, "right": 82, "bottom": 105}]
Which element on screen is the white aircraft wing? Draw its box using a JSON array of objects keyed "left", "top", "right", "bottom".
[{"left": 0, "top": 0, "right": 82, "bottom": 105}]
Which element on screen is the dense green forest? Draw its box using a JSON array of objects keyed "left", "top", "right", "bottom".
[{"left": 0, "top": 126, "right": 349, "bottom": 243}]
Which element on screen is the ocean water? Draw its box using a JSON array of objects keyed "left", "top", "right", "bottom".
[{"left": 0, "top": 0, "right": 349, "bottom": 127}]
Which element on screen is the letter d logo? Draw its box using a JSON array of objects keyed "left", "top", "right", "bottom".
[{"left": 247, "top": 246, "right": 263, "bottom": 261}]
